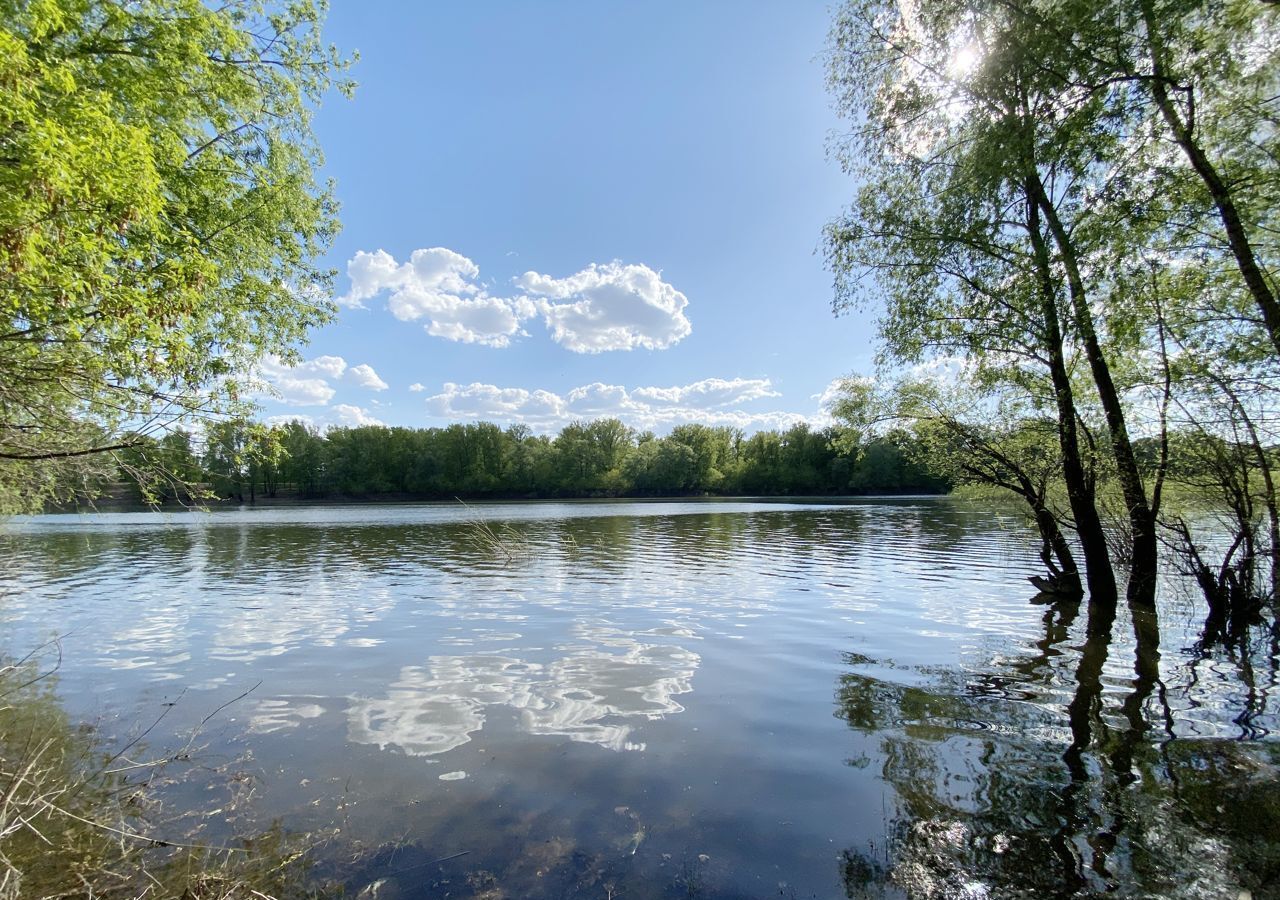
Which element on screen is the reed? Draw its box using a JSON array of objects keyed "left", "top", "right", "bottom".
[{"left": 456, "top": 498, "right": 529, "bottom": 563}]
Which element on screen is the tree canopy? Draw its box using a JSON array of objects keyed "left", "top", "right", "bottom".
[
  {"left": 825, "top": 0, "right": 1280, "bottom": 614},
  {"left": 0, "top": 0, "right": 352, "bottom": 513},
  {"left": 100, "top": 416, "right": 949, "bottom": 504}
]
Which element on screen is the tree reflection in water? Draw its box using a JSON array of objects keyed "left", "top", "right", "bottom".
[{"left": 836, "top": 593, "right": 1280, "bottom": 899}]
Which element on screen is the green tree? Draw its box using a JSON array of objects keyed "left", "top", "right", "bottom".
[
  {"left": 665, "top": 424, "right": 739, "bottom": 493},
  {"left": 823, "top": 0, "right": 1189, "bottom": 604},
  {"left": 278, "top": 419, "right": 325, "bottom": 496},
  {"left": 830, "top": 375, "right": 1080, "bottom": 593},
  {"left": 0, "top": 0, "right": 353, "bottom": 512},
  {"left": 553, "top": 419, "right": 634, "bottom": 494},
  {"left": 114, "top": 427, "right": 202, "bottom": 504}
]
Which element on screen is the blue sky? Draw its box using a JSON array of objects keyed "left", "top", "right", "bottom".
[{"left": 260, "top": 2, "right": 876, "bottom": 433}]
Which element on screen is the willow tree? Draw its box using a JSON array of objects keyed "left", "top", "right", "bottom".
[
  {"left": 828, "top": 373, "right": 1086, "bottom": 596},
  {"left": 985, "top": 0, "right": 1280, "bottom": 359},
  {"left": 826, "top": 0, "right": 1123, "bottom": 602},
  {"left": 822, "top": 0, "right": 1245, "bottom": 604},
  {"left": 0, "top": 0, "right": 353, "bottom": 512}
]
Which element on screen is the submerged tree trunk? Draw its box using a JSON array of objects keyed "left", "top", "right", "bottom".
[
  {"left": 1220, "top": 379, "right": 1280, "bottom": 604},
  {"left": 1110, "top": 601, "right": 1167, "bottom": 781},
  {"left": 940, "top": 410, "right": 1084, "bottom": 594},
  {"left": 1027, "top": 189, "right": 1118, "bottom": 606},
  {"left": 1029, "top": 174, "right": 1158, "bottom": 606},
  {"left": 1053, "top": 597, "right": 1117, "bottom": 889}
]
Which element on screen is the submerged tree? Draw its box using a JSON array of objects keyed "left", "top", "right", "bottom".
[
  {"left": 0, "top": 0, "right": 354, "bottom": 513},
  {"left": 829, "top": 374, "right": 1084, "bottom": 595},
  {"left": 824, "top": 0, "right": 1278, "bottom": 610}
]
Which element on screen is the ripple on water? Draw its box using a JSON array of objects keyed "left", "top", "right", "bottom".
[{"left": 1, "top": 498, "right": 1275, "bottom": 897}]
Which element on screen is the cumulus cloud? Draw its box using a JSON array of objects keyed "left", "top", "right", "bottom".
[
  {"left": 423, "top": 377, "right": 807, "bottom": 433},
  {"left": 331, "top": 404, "right": 385, "bottom": 427},
  {"left": 264, "top": 413, "right": 317, "bottom": 429},
  {"left": 342, "top": 250, "right": 693, "bottom": 353},
  {"left": 566, "top": 382, "right": 630, "bottom": 415},
  {"left": 340, "top": 248, "right": 535, "bottom": 347},
  {"left": 425, "top": 383, "right": 568, "bottom": 427},
  {"left": 263, "top": 406, "right": 383, "bottom": 431},
  {"left": 631, "top": 377, "right": 779, "bottom": 408},
  {"left": 813, "top": 377, "right": 860, "bottom": 410},
  {"left": 517, "top": 262, "right": 691, "bottom": 353},
  {"left": 408, "top": 383, "right": 426, "bottom": 392},
  {"left": 347, "top": 363, "right": 389, "bottom": 391},
  {"left": 339, "top": 249, "right": 402, "bottom": 309},
  {"left": 257, "top": 354, "right": 387, "bottom": 409},
  {"left": 257, "top": 355, "right": 337, "bottom": 406}
]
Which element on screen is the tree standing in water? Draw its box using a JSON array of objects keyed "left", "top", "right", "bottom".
[{"left": 824, "top": 0, "right": 1279, "bottom": 609}]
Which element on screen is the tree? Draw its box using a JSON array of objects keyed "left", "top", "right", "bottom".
[
  {"left": 830, "top": 375, "right": 1081, "bottom": 594},
  {"left": 824, "top": 0, "right": 1222, "bottom": 604},
  {"left": 666, "top": 424, "right": 739, "bottom": 493},
  {"left": 553, "top": 419, "right": 634, "bottom": 494},
  {"left": 278, "top": 419, "right": 325, "bottom": 496},
  {"left": 115, "top": 426, "right": 202, "bottom": 504},
  {"left": 0, "top": 0, "right": 353, "bottom": 512}
]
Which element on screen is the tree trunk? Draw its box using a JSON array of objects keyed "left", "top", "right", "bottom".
[
  {"left": 1027, "top": 188, "right": 1119, "bottom": 606},
  {"left": 1138, "top": 0, "right": 1280, "bottom": 359},
  {"left": 1033, "top": 500, "right": 1084, "bottom": 595},
  {"left": 1029, "top": 174, "right": 1158, "bottom": 606}
]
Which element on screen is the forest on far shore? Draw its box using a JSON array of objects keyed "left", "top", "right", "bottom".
[{"left": 104, "top": 417, "right": 949, "bottom": 505}]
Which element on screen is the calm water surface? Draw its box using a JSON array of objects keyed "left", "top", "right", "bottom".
[{"left": 2, "top": 498, "right": 1277, "bottom": 898}]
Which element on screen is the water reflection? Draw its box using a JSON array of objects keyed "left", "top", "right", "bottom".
[
  {"left": 347, "top": 627, "right": 699, "bottom": 755},
  {"left": 836, "top": 589, "right": 1280, "bottom": 898},
  {"left": 1, "top": 500, "right": 1277, "bottom": 897}
]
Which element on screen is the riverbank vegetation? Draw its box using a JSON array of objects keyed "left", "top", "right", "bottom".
[
  {"left": 824, "top": 0, "right": 1280, "bottom": 627},
  {"left": 103, "top": 416, "right": 949, "bottom": 503},
  {"left": 0, "top": 0, "right": 355, "bottom": 894},
  {"left": 0, "top": 0, "right": 352, "bottom": 516}
]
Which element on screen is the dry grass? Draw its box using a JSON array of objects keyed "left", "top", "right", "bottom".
[
  {"left": 456, "top": 499, "right": 529, "bottom": 563},
  {"left": 0, "top": 642, "right": 337, "bottom": 900}
]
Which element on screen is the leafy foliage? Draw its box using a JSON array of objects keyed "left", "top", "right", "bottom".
[
  {"left": 823, "top": 0, "right": 1280, "bottom": 609},
  {"left": 0, "top": 0, "right": 353, "bottom": 513},
  {"left": 89, "top": 417, "right": 950, "bottom": 503}
]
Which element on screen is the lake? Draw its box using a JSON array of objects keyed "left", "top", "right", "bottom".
[{"left": 2, "top": 498, "right": 1277, "bottom": 898}]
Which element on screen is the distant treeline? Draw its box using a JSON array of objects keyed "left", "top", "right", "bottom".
[{"left": 115, "top": 418, "right": 950, "bottom": 503}]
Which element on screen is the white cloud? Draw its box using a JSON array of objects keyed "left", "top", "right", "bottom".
[
  {"left": 517, "top": 262, "right": 692, "bottom": 353},
  {"left": 271, "top": 376, "right": 334, "bottom": 406},
  {"left": 257, "top": 355, "right": 339, "bottom": 406},
  {"left": 264, "top": 413, "right": 317, "bottom": 429},
  {"left": 340, "top": 249, "right": 403, "bottom": 309},
  {"left": 341, "top": 248, "right": 534, "bottom": 347},
  {"left": 631, "top": 377, "right": 779, "bottom": 408},
  {"left": 263, "top": 407, "right": 383, "bottom": 432},
  {"left": 347, "top": 363, "right": 389, "bottom": 391},
  {"left": 425, "top": 383, "right": 567, "bottom": 426},
  {"left": 408, "top": 383, "right": 426, "bottom": 392},
  {"left": 256, "top": 353, "right": 388, "bottom": 409},
  {"left": 423, "top": 377, "right": 808, "bottom": 433},
  {"left": 813, "top": 377, "right": 860, "bottom": 409},
  {"left": 302, "top": 355, "right": 348, "bottom": 379},
  {"left": 342, "top": 250, "right": 693, "bottom": 353},
  {"left": 566, "top": 382, "right": 630, "bottom": 415},
  {"left": 331, "top": 404, "right": 385, "bottom": 427}
]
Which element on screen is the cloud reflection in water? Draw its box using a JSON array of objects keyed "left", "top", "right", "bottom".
[{"left": 347, "top": 632, "right": 698, "bottom": 755}]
